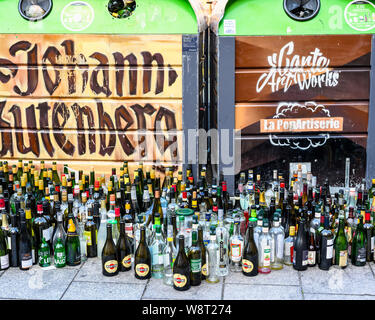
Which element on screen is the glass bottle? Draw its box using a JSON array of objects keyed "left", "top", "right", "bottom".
[
  {"left": 351, "top": 216, "right": 366, "bottom": 266},
  {"left": 134, "top": 226, "right": 151, "bottom": 280},
  {"left": 117, "top": 220, "right": 132, "bottom": 272},
  {"left": 97, "top": 201, "right": 107, "bottom": 256},
  {"left": 150, "top": 224, "right": 165, "bottom": 279},
  {"left": 188, "top": 230, "right": 202, "bottom": 286},
  {"left": 270, "top": 214, "right": 284, "bottom": 270},
  {"left": 38, "top": 237, "right": 51, "bottom": 267},
  {"left": 9, "top": 214, "right": 20, "bottom": 267},
  {"left": 0, "top": 224, "right": 9, "bottom": 270},
  {"left": 197, "top": 225, "right": 208, "bottom": 280},
  {"left": 163, "top": 234, "right": 177, "bottom": 286},
  {"left": 229, "top": 218, "right": 243, "bottom": 272},
  {"left": 258, "top": 219, "right": 272, "bottom": 274},
  {"left": 364, "top": 212, "right": 374, "bottom": 262},
  {"left": 293, "top": 219, "right": 308, "bottom": 271},
  {"left": 308, "top": 231, "right": 317, "bottom": 267},
  {"left": 318, "top": 214, "right": 334, "bottom": 270},
  {"left": 173, "top": 235, "right": 191, "bottom": 291},
  {"left": 84, "top": 212, "right": 98, "bottom": 258},
  {"left": 52, "top": 212, "right": 66, "bottom": 255},
  {"left": 242, "top": 224, "right": 258, "bottom": 276},
  {"left": 333, "top": 217, "right": 348, "bottom": 269},
  {"left": 102, "top": 223, "right": 119, "bottom": 276},
  {"left": 19, "top": 210, "right": 33, "bottom": 270},
  {"left": 65, "top": 218, "right": 81, "bottom": 266},
  {"left": 54, "top": 238, "right": 66, "bottom": 268},
  {"left": 216, "top": 209, "right": 229, "bottom": 276}
]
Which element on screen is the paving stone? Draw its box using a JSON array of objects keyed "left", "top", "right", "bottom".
[
  {"left": 143, "top": 277, "right": 224, "bottom": 300},
  {"left": 304, "top": 293, "right": 375, "bottom": 300},
  {"left": 223, "top": 284, "right": 303, "bottom": 300},
  {"left": 300, "top": 263, "right": 375, "bottom": 295},
  {"left": 61, "top": 281, "right": 146, "bottom": 300},
  {"left": 225, "top": 265, "right": 299, "bottom": 286},
  {"left": 74, "top": 257, "right": 147, "bottom": 285},
  {"left": 0, "top": 265, "right": 78, "bottom": 300}
]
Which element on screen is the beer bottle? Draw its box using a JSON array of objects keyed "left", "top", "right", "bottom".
[{"left": 102, "top": 224, "right": 119, "bottom": 276}]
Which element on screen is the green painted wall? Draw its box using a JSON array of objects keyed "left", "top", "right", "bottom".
[
  {"left": 219, "top": 0, "right": 375, "bottom": 36},
  {"left": 0, "top": 0, "right": 198, "bottom": 34}
]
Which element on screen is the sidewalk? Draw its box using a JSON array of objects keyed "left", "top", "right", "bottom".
[{"left": 1, "top": 258, "right": 375, "bottom": 300}]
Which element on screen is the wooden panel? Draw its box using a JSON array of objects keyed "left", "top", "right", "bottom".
[
  {"left": 235, "top": 68, "right": 370, "bottom": 102},
  {"left": 235, "top": 101, "right": 369, "bottom": 134},
  {"left": 0, "top": 98, "right": 182, "bottom": 131},
  {"left": 235, "top": 35, "right": 372, "bottom": 68},
  {"left": 0, "top": 65, "right": 182, "bottom": 99},
  {"left": 0, "top": 34, "right": 182, "bottom": 66},
  {"left": 237, "top": 134, "right": 367, "bottom": 186},
  {"left": 0, "top": 130, "right": 183, "bottom": 162}
]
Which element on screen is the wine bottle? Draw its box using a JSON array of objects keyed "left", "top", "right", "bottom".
[
  {"left": 318, "top": 214, "right": 333, "bottom": 270},
  {"left": 134, "top": 225, "right": 151, "bottom": 280},
  {"left": 188, "top": 230, "right": 201, "bottom": 286},
  {"left": 65, "top": 218, "right": 81, "bottom": 266},
  {"left": 19, "top": 210, "right": 32, "bottom": 270},
  {"left": 117, "top": 220, "right": 132, "bottom": 272},
  {"left": 333, "top": 217, "right": 348, "bottom": 269},
  {"left": 363, "top": 212, "right": 374, "bottom": 262},
  {"left": 351, "top": 216, "right": 366, "bottom": 266},
  {"left": 197, "top": 225, "right": 207, "bottom": 280},
  {"left": 102, "top": 223, "right": 119, "bottom": 276},
  {"left": 242, "top": 224, "right": 258, "bottom": 276},
  {"left": 293, "top": 219, "right": 308, "bottom": 271},
  {"left": 0, "top": 221, "right": 9, "bottom": 270},
  {"left": 9, "top": 214, "right": 20, "bottom": 267},
  {"left": 84, "top": 211, "right": 98, "bottom": 258},
  {"left": 173, "top": 235, "right": 191, "bottom": 291}
]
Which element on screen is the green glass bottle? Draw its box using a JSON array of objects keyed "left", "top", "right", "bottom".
[
  {"left": 188, "top": 230, "right": 201, "bottom": 286},
  {"left": 333, "top": 217, "right": 348, "bottom": 269},
  {"left": 54, "top": 238, "right": 66, "bottom": 268},
  {"left": 52, "top": 162, "right": 61, "bottom": 186},
  {"left": 173, "top": 235, "right": 191, "bottom": 291},
  {"left": 351, "top": 216, "right": 366, "bottom": 266},
  {"left": 38, "top": 237, "right": 51, "bottom": 267},
  {"left": 102, "top": 223, "right": 119, "bottom": 276},
  {"left": 65, "top": 218, "right": 81, "bottom": 266}
]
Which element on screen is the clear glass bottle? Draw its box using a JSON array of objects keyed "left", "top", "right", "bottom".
[
  {"left": 216, "top": 209, "right": 229, "bottom": 276},
  {"left": 97, "top": 201, "right": 107, "bottom": 256},
  {"left": 258, "top": 219, "right": 272, "bottom": 273},
  {"left": 270, "top": 214, "right": 284, "bottom": 270},
  {"left": 229, "top": 218, "right": 243, "bottom": 272},
  {"left": 163, "top": 234, "right": 176, "bottom": 286},
  {"left": 206, "top": 226, "right": 219, "bottom": 284},
  {"left": 150, "top": 224, "right": 165, "bottom": 279},
  {"left": 254, "top": 209, "right": 263, "bottom": 250}
]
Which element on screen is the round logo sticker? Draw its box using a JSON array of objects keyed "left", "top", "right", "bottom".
[
  {"left": 61, "top": 1, "right": 95, "bottom": 32},
  {"left": 344, "top": 0, "right": 375, "bottom": 32},
  {"left": 242, "top": 259, "right": 254, "bottom": 273},
  {"left": 122, "top": 255, "right": 132, "bottom": 268},
  {"left": 135, "top": 263, "right": 150, "bottom": 277},
  {"left": 104, "top": 260, "right": 118, "bottom": 273},
  {"left": 173, "top": 274, "right": 187, "bottom": 288}
]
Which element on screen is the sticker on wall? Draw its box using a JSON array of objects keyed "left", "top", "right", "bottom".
[
  {"left": 344, "top": 0, "right": 375, "bottom": 32},
  {"left": 223, "top": 19, "right": 236, "bottom": 35},
  {"left": 61, "top": 1, "right": 95, "bottom": 32},
  {"left": 263, "top": 102, "right": 344, "bottom": 150}
]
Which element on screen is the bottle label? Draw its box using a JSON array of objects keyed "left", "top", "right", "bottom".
[
  {"left": 0, "top": 254, "right": 9, "bottom": 269},
  {"left": 32, "top": 249, "right": 36, "bottom": 264},
  {"left": 104, "top": 260, "right": 118, "bottom": 273},
  {"left": 43, "top": 228, "right": 50, "bottom": 242},
  {"left": 84, "top": 231, "right": 92, "bottom": 246},
  {"left": 152, "top": 252, "right": 164, "bottom": 266},
  {"left": 230, "top": 242, "right": 242, "bottom": 262},
  {"left": 7, "top": 236, "right": 11, "bottom": 250},
  {"left": 339, "top": 250, "right": 348, "bottom": 267},
  {"left": 54, "top": 252, "right": 66, "bottom": 266},
  {"left": 21, "top": 257, "right": 33, "bottom": 269},
  {"left": 135, "top": 263, "right": 150, "bottom": 277},
  {"left": 190, "top": 258, "right": 201, "bottom": 273},
  {"left": 371, "top": 236, "right": 375, "bottom": 252},
  {"left": 326, "top": 239, "right": 334, "bottom": 259},
  {"left": 173, "top": 273, "right": 188, "bottom": 288},
  {"left": 122, "top": 255, "right": 132, "bottom": 268},
  {"left": 357, "top": 247, "right": 366, "bottom": 262},
  {"left": 125, "top": 223, "right": 134, "bottom": 238},
  {"left": 242, "top": 259, "right": 254, "bottom": 273},
  {"left": 201, "top": 263, "right": 208, "bottom": 276},
  {"left": 308, "top": 251, "right": 316, "bottom": 265},
  {"left": 263, "top": 246, "right": 271, "bottom": 266},
  {"left": 302, "top": 250, "right": 309, "bottom": 266}
]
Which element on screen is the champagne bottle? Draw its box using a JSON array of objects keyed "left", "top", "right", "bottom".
[
  {"left": 242, "top": 224, "right": 258, "bottom": 276},
  {"left": 102, "top": 223, "right": 119, "bottom": 276},
  {"left": 188, "top": 230, "right": 201, "bottom": 286},
  {"left": 173, "top": 235, "right": 191, "bottom": 291},
  {"left": 66, "top": 218, "right": 81, "bottom": 266},
  {"left": 117, "top": 220, "right": 132, "bottom": 272},
  {"left": 134, "top": 225, "right": 151, "bottom": 280},
  {"left": 19, "top": 210, "right": 32, "bottom": 270}
]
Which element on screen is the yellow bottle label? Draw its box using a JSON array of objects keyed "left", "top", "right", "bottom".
[
  {"left": 339, "top": 250, "right": 348, "bottom": 267},
  {"left": 135, "top": 263, "right": 150, "bottom": 277},
  {"left": 25, "top": 209, "right": 32, "bottom": 220},
  {"left": 289, "top": 226, "right": 296, "bottom": 237},
  {"left": 173, "top": 274, "right": 188, "bottom": 288},
  {"left": 84, "top": 231, "right": 92, "bottom": 246},
  {"left": 122, "top": 255, "right": 132, "bottom": 268},
  {"left": 242, "top": 259, "right": 254, "bottom": 273},
  {"left": 104, "top": 260, "right": 118, "bottom": 273},
  {"left": 67, "top": 219, "right": 76, "bottom": 233},
  {"left": 201, "top": 263, "right": 208, "bottom": 276}
]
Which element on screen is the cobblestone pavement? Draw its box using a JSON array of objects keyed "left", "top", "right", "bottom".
[{"left": 0, "top": 258, "right": 375, "bottom": 300}]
